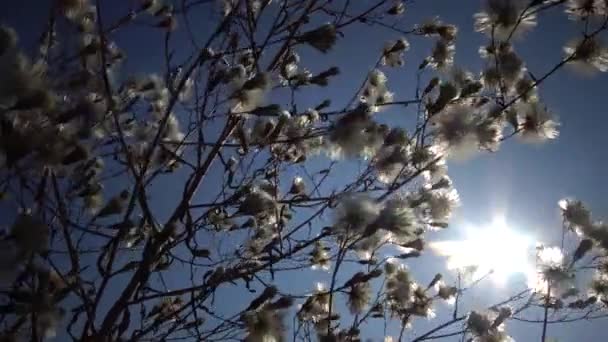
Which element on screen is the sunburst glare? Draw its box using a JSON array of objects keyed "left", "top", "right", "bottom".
[{"left": 430, "top": 216, "right": 535, "bottom": 284}]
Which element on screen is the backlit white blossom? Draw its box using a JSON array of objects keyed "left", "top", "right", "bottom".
[
  {"left": 531, "top": 245, "right": 574, "bottom": 296},
  {"left": 386, "top": 266, "right": 414, "bottom": 309},
  {"left": 381, "top": 38, "right": 410, "bottom": 67},
  {"left": 565, "top": 0, "right": 606, "bottom": 19},
  {"left": 474, "top": 0, "right": 536, "bottom": 40},
  {"left": 333, "top": 195, "right": 380, "bottom": 236},
  {"left": 559, "top": 198, "right": 592, "bottom": 229},
  {"left": 374, "top": 128, "right": 411, "bottom": 182},
  {"left": 467, "top": 310, "right": 514, "bottom": 342},
  {"left": 232, "top": 73, "right": 272, "bottom": 112},
  {"left": 243, "top": 306, "right": 285, "bottom": 342},
  {"left": 298, "top": 283, "right": 330, "bottom": 323},
  {"left": 512, "top": 77, "right": 538, "bottom": 102},
  {"left": 347, "top": 281, "right": 371, "bottom": 314},
  {"left": 481, "top": 43, "right": 525, "bottom": 91},
  {"left": 417, "top": 18, "right": 458, "bottom": 42},
  {"left": 361, "top": 70, "right": 394, "bottom": 111},
  {"left": 431, "top": 104, "right": 481, "bottom": 159},
  {"left": 564, "top": 37, "right": 608, "bottom": 75},
  {"left": 518, "top": 103, "right": 559, "bottom": 142},
  {"left": 298, "top": 24, "right": 338, "bottom": 53},
  {"left": 239, "top": 186, "right": 277, "bottom": 217},
  {"left": 476, "top": 119, "right": 504, "bottom": 151},
  {"left": 387, "top": 1, "right": 406, "bottom": 15},
  {"left": 374, "top": 144, "right": 411, "bottom": 183},
  {"left": 310, "top": 241, "right": 331, "bottom": 270},
  {"left": 374, "top": 197, "right": 418, "bottom": 241},
  {"left": 424, "top": 188, "right": 460, "bottom": 224},
  {"left": 590, "top": 272, "right": 608, "bottom": 300},
  {"left": 327, "top": 105, "right": 387, "bottom": 159},
  {"left": 58, "top": 0, "right": 92, "bottom": 21},
  {"left": 428, "top": 39, "right": 455, "bottom": 69}
]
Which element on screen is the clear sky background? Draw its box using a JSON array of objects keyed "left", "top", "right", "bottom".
[{"left": 2, "top": 0, "right": 608, "bottom": 341}]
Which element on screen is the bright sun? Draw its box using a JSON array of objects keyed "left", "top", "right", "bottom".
[{"left": 430, "top": 216, "right": 535, "bottom": 284}]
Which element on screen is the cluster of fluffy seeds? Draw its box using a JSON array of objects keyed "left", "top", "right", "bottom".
[
  {"left": 421, "top": 187, "right": 460, "bottom": 226},
  {"left": 474, "top": 0, "right": 536, "bottom": 41},
  {"left": 373, "top": 128, "right": 411, "bottom": 183},
  {"left": 560, "top": 198, "right": 608, "bottom": 272},
  {"left": 275, "top": 110, "right": 324, "bottom": 161},
  {"left": 297, "top": 24, "right": 338, "bottom": 53},
  {"left": 310, "top": 241, "right": 331, "bottom": 270},
  {"left": 517, "top": 103, "right": 560, "bottom": 142},
  {"left": 428, "top": 39, "right": 455, "bottom": 69},
  {"left": 332, "top": 195, "right": 381, "bottom": 237},
  {"left": 417, "top": 18, "right": 459, "bottom": 42},
  {"left": 0, "top": 19, "right": 121, "bottom": 262},
  {"left": 117, "top": 73, "right": 187, "bottom": 170},
  {"left": 140, "top": 0, "right": 178, "bottom": 31},
  {"left": 430, "top": 104, "right": 483, "bottom": 159},
  {"left": 417, "top": 19, "right": 458, "bottom": 69},
  {"left": 0, "top": 27, "right": 52, "bottom": 111},
  {"left": 385, "top": 264, "right": 414, "bottom": 312},
  {"left": 332, "top": 175, "right": 459, "bottom": 254},
  {"left": 471, "top": 39, "right": 559, "bottom": 143},
  {"left": 480, "top": 43, "right": 525, "bottom": 91},
  {"left": 374, "top": 197, "right": 419, "bottom": 241},
  {"left": 384, "top": 263, "right": 435, "bottom": 319},
  {"left": 347, "top": 281, "right": 372, "bottom": 314},
  {"left": 565, "top": 0, "right": 607, "bottom": 19},
  {"left": 429, "top": 101, "right": 511, "bottom": 159},
  {"left": 57, "top": 0, "right": 97, "bottom": 30},
  {"left": 233, "top": 108, "right": 322, "bottom": 162},
  {"left": 298, "top": 283, "right": 332, "bottom": 334},
  {"left": 466, "top": 309, "right": 514, "bottom": 342},
  {"left": 57, "top": 1, "right": 129, "bottom": 75},
  {"left": 360, "top": 70, "right": 394, "bottom": 112},
  {"left": 511, "top": 77, "right": 538, "bottom": 103},
  {"left": 243, "top": 305, "right": 287, "bottom": 342},
  {"left": 435, "top": 281, "right": 458, "bottom": 303},
  {"left": 249, "top": 117, "right": 279, "bottom": 146},
  {"left": 147, "top": 297, "right": 183, "bottom": 323},
  {"left": 327, "top": 104, "right": 387, "bottom": 159},
  {"left": 589, "top": 271, "right": 608, "bottom": 301},
  {"left": 450, "top": 64, "right": 477, "bottom": 84},
  {"left": 279, "top": 51, "right": 301, "bottom": 83},
  {"left": 231, "top": 72, "right": 272, "bottom": 112},
  {"left": 387, "top": 1, "right": 406, "bottom": 16},
  {"left": 207, "top": 207, "right": 235, "bottom": 230},
  {"left": 332, "top": 194, "right": 422, "bottom": 253},
  {"left": 220, "top": 0, "right": 272, "bottom": 17},
  {"left": 381, "top": 38, "right": 410, "bottom": 67},
  {"left": 470, "top": 15, "right": 563, "bottom": 149},
  {"left": 236, "top": 182, "right": 296, "bottom": 256},
  {"left": 239, "top": 184, "right": 277, "bottom": 217},
  {"left": 278, "top": 52, "right": 339, "bottom": 88},
  {"left": 564, "top": 37, "right": 608, "bottom": 75},
  {"left": 530, "top": 245, "right": 576, "bottom": 297}
]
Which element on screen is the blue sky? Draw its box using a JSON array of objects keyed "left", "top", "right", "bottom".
[{"left": 2, "top": 0, "right": 608, "bottom": 340}]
